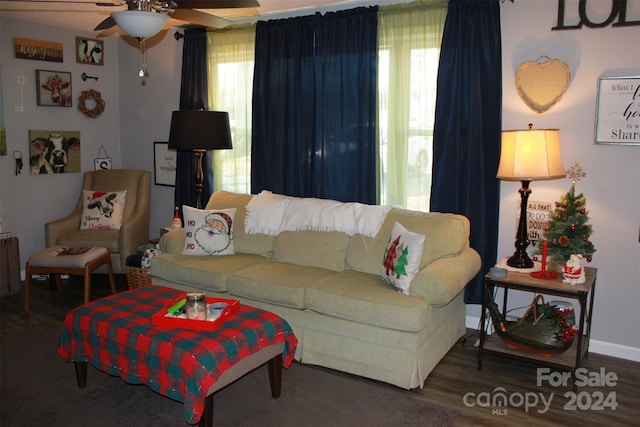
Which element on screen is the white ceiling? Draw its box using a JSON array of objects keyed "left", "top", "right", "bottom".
[{"left": 0, "top": 0, "right": 384, "bottom": 34}]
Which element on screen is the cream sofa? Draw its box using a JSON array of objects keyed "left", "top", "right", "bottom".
[{"left": 151, "top": 190, "right": 481, "bottom": 389}]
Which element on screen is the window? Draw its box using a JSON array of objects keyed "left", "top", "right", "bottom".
[
  {"left": 206, "top": 4, "right": 446, "bottom": 209},
  {"left": 207, "top": 26, "right": 256, "bottom": 194},
  {"left": 377, "top": 4, "right": 446, "bottom": 211}
]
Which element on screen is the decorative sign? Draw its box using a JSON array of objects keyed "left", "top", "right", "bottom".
[
  {"left": 595, "top": 77, "right": 640, "bottom": 145},
  {"left": 517, "top": 200, "right": 551, "bottom": 247},
  {"left": 154, "top": 142, "right": 177, "bottom": 186},
  {"left": 94, "top": 145, "right": 111, "bottom": 170},
  {"left": 14, "top": 38, "right": 63, "bottom": 63},
  {"left": 552, "top": 0, "right": 640, "bottom": 30},
  {"left": 515, "top": 57, "right": 571, "bottom": 114}
]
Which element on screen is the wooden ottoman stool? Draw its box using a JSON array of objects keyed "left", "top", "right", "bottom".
[
  {"left": 24, "top": 246, "right": 116, "bottom": 313},
  {"left": 58, "top": 286, "right": 299, "bottom": 426}
]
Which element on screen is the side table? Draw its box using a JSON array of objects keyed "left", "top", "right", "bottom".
[
  {"left": 1, "top": 236, "right": 20, "bottom": 296},
  {"left": 478, "top": 266, "right": 597, "bottom": 378}
]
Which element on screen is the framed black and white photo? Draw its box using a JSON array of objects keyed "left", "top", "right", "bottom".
[
  {"left": 154, "top": 142, "right": 177, "bottom": 186},
  {"left": 36, "top": 70, "right": 72, "bottom": 107},
  {"left": 595, "top": 76, "right": 640, "bottom": 145},
  {"left": 76, "top": 37, "right": 104, "bottom": 65}
]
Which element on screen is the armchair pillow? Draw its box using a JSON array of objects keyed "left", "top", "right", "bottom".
[
  {"left": 80, "top": 190, "right": 127, "bottom": 230},
  {"left": 381, "top": 222, "right": 425, "bottom": 295},
  {"left": 182, "top": 206, "right": 236, "bottom": 256}
]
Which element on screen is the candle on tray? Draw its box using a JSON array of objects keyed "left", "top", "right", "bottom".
[{"left": 541, "top": 240, "right": 548, "bottom": 272}]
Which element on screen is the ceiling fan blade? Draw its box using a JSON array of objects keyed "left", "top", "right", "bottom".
[
  {"left": 95, "top": 1, "right": 126, "bottom": 6},
  {"left": 174, "top": 0, "right": 259, "bottom": 9},
  {"left": 171, "top": 9, "right": 231, "bottom": 28},
  {"left": 94, "top": 15, "right": 116, "bottom": 31},
  {"left": 0, "top": 0, "right": 124, "bottom": 4}
]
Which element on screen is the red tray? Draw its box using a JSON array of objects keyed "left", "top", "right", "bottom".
[{"left": 151, "top": 295, "right": 240, "bottom": 331}]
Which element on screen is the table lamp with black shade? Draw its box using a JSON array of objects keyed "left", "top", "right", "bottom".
[
  {"left": 168, "top": 111, "right": 233, "bottom": 209},
  {"left": 497, "top": 125, "right": 566, "bottom": 269}
]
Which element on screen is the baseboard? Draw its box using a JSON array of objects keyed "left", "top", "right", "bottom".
[{"left": 465, "top": 315, "right": 640, "bottom": 363}]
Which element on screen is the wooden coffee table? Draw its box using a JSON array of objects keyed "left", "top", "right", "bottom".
[{"left": 57, "top": 286, "right": 298, "bottom": 426}]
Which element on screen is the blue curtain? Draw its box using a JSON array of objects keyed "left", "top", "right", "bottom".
[
  {"left": 430, "top": 0, "right": 502, "bottom": 304},
  {"left": 251, "top": 7, "right": 378, "bottom": 203},
  {"left": 174, "top": 27, "right": 213, "bottom": 211}
]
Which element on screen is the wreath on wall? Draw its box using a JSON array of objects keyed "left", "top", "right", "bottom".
[{"left": 78, "top": 89, "right": 105, "bottom": 118}]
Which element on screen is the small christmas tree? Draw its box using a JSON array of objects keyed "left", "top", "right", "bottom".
[{"left": 535, "top": 162, "right": 596, "bottom": 265}]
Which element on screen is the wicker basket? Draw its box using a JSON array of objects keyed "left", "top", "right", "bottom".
[{"left": 125, "top": 266, "right": 152, "bottom": 289}]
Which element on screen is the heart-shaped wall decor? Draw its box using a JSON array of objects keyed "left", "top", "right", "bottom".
[{"left": 515, "top": 58, "right": 571, "bottom": 114}]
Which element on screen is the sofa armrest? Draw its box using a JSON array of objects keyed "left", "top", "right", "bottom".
[
  {"left": 159, "top": 229, "right": 186, "bottom": 254},
  {"left": 119, "top": 209, "right": 150, "bottom": 260},
  {"left": 409, "top": 247, "right": 481, "bottom": 307}
]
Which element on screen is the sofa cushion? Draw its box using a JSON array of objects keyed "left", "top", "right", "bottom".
[
  {"left": 346, "top": 208, "right": 470, "bottom": 276},
  {"left": 274, "top": 230, "right": 349, "bottom": 272},
  {"left": 380, "top": 222, "right": 425, "bottom": 295},
  {"left": 305, "top": 270, "right": 428, "bottom": 332},
  {"left": 227, "top": 262, "right": 338, "bottom": 309},
  {"left": 206, "top": 191, "right": 275, "bottom": 256},
  {"left": 80, "top": 190, "right": 127, "bottom": 230},
  {"left": 151, "top": 252, "right": 267, "bottom": 292},
  {"left": 182, "top": 206, "right": 236, "bottom": 256}
]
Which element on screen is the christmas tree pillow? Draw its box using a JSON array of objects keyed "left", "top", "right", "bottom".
[
  {"left": 380, "top": 222, "right": 425, "bottom": 295},
  {"left": 182, "top": 206, "right": 236, "bottom": 256},
  {"left": 80, "top": 190, "right": 127, "bottom": 230}
]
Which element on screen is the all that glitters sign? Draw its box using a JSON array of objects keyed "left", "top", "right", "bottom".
[{"left": 517, "top": 200, "right": 552, "bottom": 247}]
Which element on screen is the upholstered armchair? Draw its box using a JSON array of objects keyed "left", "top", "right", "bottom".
[{"left": 45, "top": 169, "right": 151, "bottom": 274}]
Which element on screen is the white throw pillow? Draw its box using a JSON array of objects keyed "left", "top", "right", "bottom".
[
  {"left": 80, "top": 190, "right": 127, "bottom": 230},
  {"left": 380, "top": 222, "right": 425, "bottom": 295},
  {"left": 182, "top": 206, "right": 236, "bottom": 256}
]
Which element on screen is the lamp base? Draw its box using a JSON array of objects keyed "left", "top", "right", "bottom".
[
  {"left": 531, "top": 270, "right": 558, "bottom": 279},
  {"left": 507, "top": 180, "right": 534, "bottom": 270},
  {"left": 506, "top": 252, "right": 534, "bottom": 269}
]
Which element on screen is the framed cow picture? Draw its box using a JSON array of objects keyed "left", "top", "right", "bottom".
[
  {"left": 76, "top": 37, "right": 104, "bottom": 65},
  {"left": 29, "top": 130, "right": 81, "bottom": 174},
  {"left": 35, "top": 70, "right": 72, "bottom": 107}
]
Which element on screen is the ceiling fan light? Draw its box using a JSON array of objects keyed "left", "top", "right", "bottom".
[{"left": 111, "top": 11, "right": 169, "bottom": 38}]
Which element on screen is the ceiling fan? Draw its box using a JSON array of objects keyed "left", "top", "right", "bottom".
[
  {"left": 91, "top": 0, "right": 260, "bottom": 77},
  {"left": 3, "top": 0, "right": 260, "bottom": 38},
  {"left": 93, "top": 0, "right": 260, "bottom": 37},
  {"left": 4, "top": 0, "right": 259, "bottom": 77}
]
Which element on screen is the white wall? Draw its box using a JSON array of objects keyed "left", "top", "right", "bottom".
[
  {"left": 1, "top": 0, "right": 639, "bottom": 360},
  {"left": 0, "top": 18, "right": 120, "bottom": 264},
  {"left": 472, "top": 0, "right": 639, "bottom": 360},
  {"left": 115, "top": 32, "right": 182, "bottom": 236}
]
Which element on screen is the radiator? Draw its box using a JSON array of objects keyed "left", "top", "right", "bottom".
[{"left": 1, "top": 237, "right": 21, "bottom": 296}]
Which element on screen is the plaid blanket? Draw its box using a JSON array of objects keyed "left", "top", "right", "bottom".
[{"left": 58, "top": 286, "right": 298, "bottom": 424}]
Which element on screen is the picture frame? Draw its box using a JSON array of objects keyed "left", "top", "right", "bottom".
[
  {"left": 29, "top": 130, "right": 81, "bottom": 174},
  {"left": 594, "top": 76, "right": 640, "bottom": 145},
  {"left": 154, "top": 142, "right": 177, "bottom": 186},
  {"left": 76, "top": 37, "right": 104, "bottom": 65},
  {"left": 35, "top": 70, "right": 72, "bottom": 107}
]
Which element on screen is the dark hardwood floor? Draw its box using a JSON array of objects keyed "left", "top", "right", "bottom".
[{"left": 2, "top": 275, "right": 639, "bottom": 426}]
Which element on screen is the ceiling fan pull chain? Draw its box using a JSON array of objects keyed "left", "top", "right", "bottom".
[{"left": 138, "top": 37, "right": 148, "bottom": 78}]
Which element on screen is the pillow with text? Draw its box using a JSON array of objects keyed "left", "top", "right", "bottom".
[
  {"left": 80, "top": 190, "right": 127, "bottom": 230},
  {"left": 182, "top": 206, "right": 236, "bottom": 256}
]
